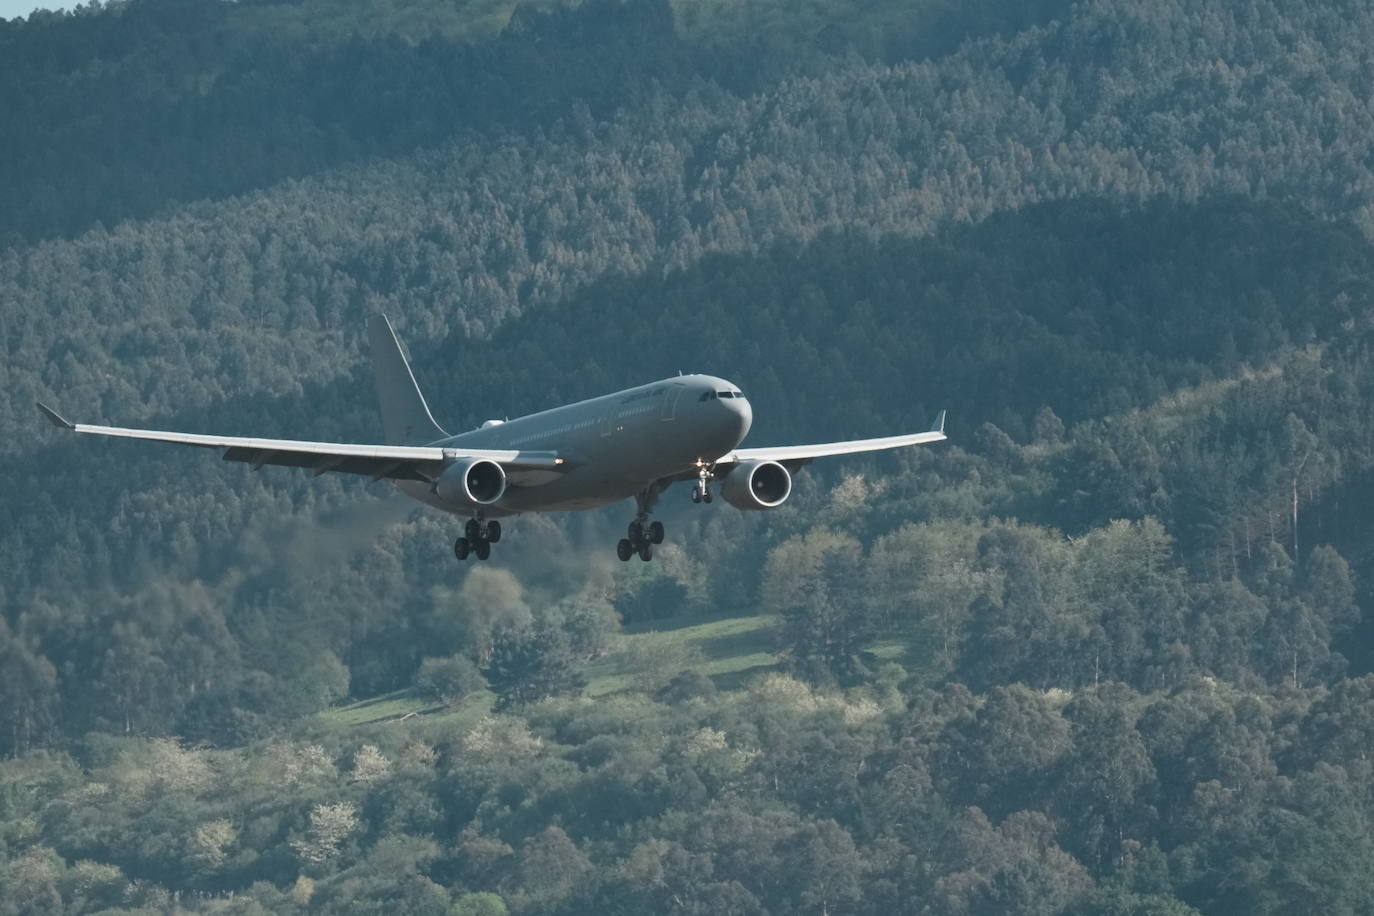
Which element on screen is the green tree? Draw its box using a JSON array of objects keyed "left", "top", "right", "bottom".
[
  {"left": 415, "top": 654, "right": 487, "bottom": 704},
  {"left": 508, "top": 827, "right": 592, "bottom": 913},
  {"left": 1055, "top": 685, "right": 1156, "bottom": 869},
  {"left": 0, "top": 621, "right": 58, "bottom": 756},
  {"left": 452, "top": 892, "right": 509, "bottom": 916},
  {"left": 484, "top": 625, "right": 586, "bottom": 709},
  {"left": 762, "top": 528, "right": 875, "bottom": 683},
  {"left": 938, "top": 684, "right": 1071, "bottom": 816}
]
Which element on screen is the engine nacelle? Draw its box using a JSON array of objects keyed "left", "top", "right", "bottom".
[
  {"left": 720, "top": 459, "right": 792, "bottom": 510},
  {"left": 435, "top": 457, "right": 507, "bottom": 507}
]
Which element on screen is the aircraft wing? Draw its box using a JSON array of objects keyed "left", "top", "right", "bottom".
[
  {"left": 717, "top": 411, "right": 947, "bottom": 469},
  {"left": 36, "top": 403, "right": 563, "bottom": 483}
]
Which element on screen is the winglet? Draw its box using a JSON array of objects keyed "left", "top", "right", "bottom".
[
  {"left": 37, "top": 402, "right": 75, "bottom": 430},
  {"left": 930, "top": 409, "right": 947, "bottom": 435}
]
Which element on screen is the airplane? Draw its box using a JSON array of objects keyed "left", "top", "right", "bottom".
[{"left": 38, "top": 315, "right": 947, "bottom": 562}]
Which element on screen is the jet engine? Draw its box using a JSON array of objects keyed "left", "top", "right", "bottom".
[
  {"left": 435, "top": 457, "right": 507, "bottom": 507},
  {"left": 720, "top": 459, "right": 792, "bottom": 510}
]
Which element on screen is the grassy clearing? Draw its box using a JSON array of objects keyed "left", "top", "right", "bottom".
[
  {"left": 586, "top": 612, "right": 779, "bottom": 696},
  {"left": 324, "top": 611, "right": 780, "bottom": 728},
  {"left": 321, "top": 690, "right": 441, "bottom": 727},
  {"left": 322, "top": 688, "right": 498, "bottom": 728},
  {"left": 320, "top": 609, "right": 960, "bottom": 730},
  {"left": 409, "top": 690, "right": 498, "bottom": 729}
]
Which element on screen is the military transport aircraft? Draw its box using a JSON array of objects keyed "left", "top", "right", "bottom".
[{"left": 39, "top": 315, "right": 946, "bottom": 562}]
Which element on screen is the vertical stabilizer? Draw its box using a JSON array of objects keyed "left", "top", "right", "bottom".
[{"left": 368, "top": 315, "right": 449, "bottom": 445}]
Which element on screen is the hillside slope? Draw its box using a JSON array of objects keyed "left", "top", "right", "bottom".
[{"left": 5, "top": 0, "right": 1374, "bottom": 912}]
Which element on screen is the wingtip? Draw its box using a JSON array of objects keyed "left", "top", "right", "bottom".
[
  {"left": 931, "top": 409, "right": 947, "bottom": 435},
  {"left": 37, "top": 402, "right": 75, "bottom": 429}
]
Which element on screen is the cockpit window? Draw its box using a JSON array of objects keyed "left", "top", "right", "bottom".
[
  {"left": 732, "top": 390, "right": 746, "bottom": 399},
  {"left": 699, "top": 391, "right": 715, "bottom": 401},
  {"left": 717, "top": 391, "right": 733, "bottom": 398}
]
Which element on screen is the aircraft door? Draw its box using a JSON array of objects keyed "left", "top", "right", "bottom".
[
  {"left": 601, "top": 408, "right": 615, "bottom": 437},
  {"left": 660, "top": 384, "right": 684, "bottom": 422}
]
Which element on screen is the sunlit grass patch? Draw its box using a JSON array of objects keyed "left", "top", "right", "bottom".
[
  {"left": 326, "top": 613, "right": 782, "bottom": 725},
  {"left": 322, "top": 688, "right": 496, "bottom": 727},
  {"left": 587, "top": 613, "right": 779, "bottom": 696},
  {"left": 321, "top": 690, "right": 440, "bottom": 727}
]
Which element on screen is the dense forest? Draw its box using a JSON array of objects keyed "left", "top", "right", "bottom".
[{"left": 5, "top": 0, "right": 1374, "bottom": 912}]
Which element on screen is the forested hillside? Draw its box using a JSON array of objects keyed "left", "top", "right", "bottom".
[{"left": 5, "top": 0, "right": 1374, "bottom": 912}]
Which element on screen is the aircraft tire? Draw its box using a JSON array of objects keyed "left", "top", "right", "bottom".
[
  {"left": 691, "top": 491, "right": 702, "bottom": 504},
  {"left": 617, "top": 538, "right": 634, "bottom": 562},
  {"left": 474, "top": 539, "right": 492, "bottom": 561},
  {"left": 638, "top": 542, "right": 653, "bottom": 562},
  {"left": 703, "top": 492, "right": 713, "bottom": 503},
  {"left": 628, "top": 520, "right": 644, "bottom": 542},
  {"left": 649, "top": 521, "right": 664, "bottom": 544},
  {"left": 486, "top": 521, "right": 502, "bottom": 543},
  {"left": 465, "top": 518, "right": 483, "bottom": 541},
  {"left": 454, "top": 537, "right": 471, "bottom": 561}
]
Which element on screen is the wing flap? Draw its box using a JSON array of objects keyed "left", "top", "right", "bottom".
[{"left": 220, "top": 447, "right": 439, "bottom": 482}]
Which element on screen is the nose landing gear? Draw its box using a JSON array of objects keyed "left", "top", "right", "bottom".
[
  {"left": 455, "top": 516, "right": 501, "bottom": 561},
  {"left": 690, "top": 462, "right": 714, "bottom": 504}
]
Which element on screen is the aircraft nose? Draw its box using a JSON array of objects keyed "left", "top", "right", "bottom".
[{"left": 726, "top": 394, "right": 753, "bottom": 441}]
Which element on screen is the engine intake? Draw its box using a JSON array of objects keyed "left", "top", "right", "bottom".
[
  {"left": 435, "top": 457, "right": 507, "bottom": 507},
  {"left": 720, "top": 459, "right": 792, "bottom": 510}
]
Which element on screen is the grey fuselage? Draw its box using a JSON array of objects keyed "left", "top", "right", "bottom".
[{"left": 395, "top": 374, "right": 752, "bottom": 516}]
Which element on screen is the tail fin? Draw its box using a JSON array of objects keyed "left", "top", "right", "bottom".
[{"left": 367, "top": 314, "right": 449, "bottom": 445}]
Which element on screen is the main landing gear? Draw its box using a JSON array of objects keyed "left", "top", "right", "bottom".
[
  {"left": 618, "top": 485, "right": 665, "bottom": 562},
  {"left": 454, "top": 516, "right": 501, "bottom": 562}
]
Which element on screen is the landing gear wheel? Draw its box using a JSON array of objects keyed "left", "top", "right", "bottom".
[
  {"left": 692, "top": 491, "right": 702, "bottom": 504},
  {"left": 623, "top": 482, "right": 665, "bottom": 560},
  {"left": 465, "top": 518, "right": 483, "bottom": 541},
  {"left": 486, "top": 520, "right": 502, "bottom": 543},
  {"left": 703, "top": 492, "right": 713, "bottom": 503},
  {"left": 454, "top": 537, "right": 471, "bottom": 561},
  {"left": 474, "top": 539, "right": 492, "bottom": 561}
]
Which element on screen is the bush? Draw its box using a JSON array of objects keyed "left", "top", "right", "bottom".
[
  {"left": 655, "top": 670, "right": 718, "bottom": 704},
  {"left": 415, "top": 655, "right": 487, "bottom": 704}
]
